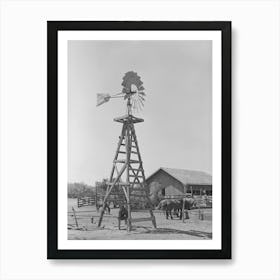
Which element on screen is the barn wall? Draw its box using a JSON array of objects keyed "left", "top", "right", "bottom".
[
  {"left": 165, "top": 185, "right": 184, "bottom": 196},
  {"left": 147, "top": 169, "right": 184, "bottom": 196}
]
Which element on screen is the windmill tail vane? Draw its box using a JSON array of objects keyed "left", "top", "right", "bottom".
[
  {"left": 96, "top": 93, "right": 111, "bottom": 106},
  {"left": 96, "top": 93, "right": 125, "bottom": 106}
]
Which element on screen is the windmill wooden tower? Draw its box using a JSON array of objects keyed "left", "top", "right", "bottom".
[{"left": 96, "top": 71, "right": 156, "bottom": 231}]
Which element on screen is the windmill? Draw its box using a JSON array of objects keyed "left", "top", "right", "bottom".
[{"left": 96, "top": 71, "right": 156, "bottom": 231}]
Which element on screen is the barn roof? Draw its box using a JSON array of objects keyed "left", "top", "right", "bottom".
[{"left": 147, "top": 167, "right": 212, "bottom": 185}]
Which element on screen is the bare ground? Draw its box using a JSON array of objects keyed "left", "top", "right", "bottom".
[{"left": 68, "top": 199, "right": 212, "bottom": 240}]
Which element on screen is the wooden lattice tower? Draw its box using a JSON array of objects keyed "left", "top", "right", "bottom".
[{"left": 97, "top": 71, "right": 157, "bottom": 231}]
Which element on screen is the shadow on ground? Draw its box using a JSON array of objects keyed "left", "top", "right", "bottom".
[{"left": 133, "top": 226, "right": 212, "bottom": 239}]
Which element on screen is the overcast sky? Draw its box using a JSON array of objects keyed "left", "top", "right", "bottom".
[{"left": 68, "top": 40, "right": 212, "bottom": 185}]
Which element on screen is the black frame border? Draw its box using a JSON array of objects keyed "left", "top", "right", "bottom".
[{"left": 47, "top": 21, "right": 231, "bottom": 259}]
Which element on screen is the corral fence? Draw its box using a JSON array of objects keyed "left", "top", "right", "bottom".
[
  {"left": 77, "top": 193, "right": 126, "bottom": 209},
  {"left": 77, "top": 185, "right": 150, "bottom": 210},
  {"left": 77, "top": 196, "right": 96, "bottom": 208},
  {"left": 77, "top": 194, "right": 212, "bottom": 209},
  {"left": 75, "top": 191, "right": 212, "bottom": 225}
]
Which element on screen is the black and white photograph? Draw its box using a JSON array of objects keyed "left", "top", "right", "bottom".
[
  {"left": 48, "top": 21, "right": 231, "bottom": 259},
  {"left": 68, "top": 40, "right": 213, "bottom": 240}
]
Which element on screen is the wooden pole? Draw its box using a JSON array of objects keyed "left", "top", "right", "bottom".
[
  {"left": 109, "top": 125, "right": 126, "bottom": 181},
  {"left": 126, "top": 124, "right": 132, "bottom": 231},
  {"left": 72, "top": 207, "right": 79, "bottom": 228},
  {"left": 131, "top": 125, "right": 156, "bottom": 229},
  {"left": 95, "top": 184, "right": 98, "bottom": 211},
  {"left": 98, "top": 162, "right": 127, "bottom": 227},
  {"left": 182, "top": 198, "right": 185, "bottom": 223}
]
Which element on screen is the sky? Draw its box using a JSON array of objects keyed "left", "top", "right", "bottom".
[{"left": 68, "top": 40, "right": 212, "bottom": 185}]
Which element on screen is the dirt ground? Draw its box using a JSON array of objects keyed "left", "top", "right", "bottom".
[{"left": 68, "top": 199, "right": 212, "bottom": 240}]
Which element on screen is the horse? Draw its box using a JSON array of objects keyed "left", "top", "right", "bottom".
[
  {"left": 156, "top": 199, "right": 182, "bottom": 219},
  {"left": 156, "top": 198, "right": 198, "bottom": 220}
]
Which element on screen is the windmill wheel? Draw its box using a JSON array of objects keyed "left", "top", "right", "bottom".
[{"left": 121, "top": 71, "right": 146, "bottom": 112}]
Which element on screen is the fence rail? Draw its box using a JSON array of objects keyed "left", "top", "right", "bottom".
[
  {"left": 77, "top": 197, "right": 96, "bottom": 208},
  {"left": 77, "top": 194, "right": 126, "bottom": 208}
]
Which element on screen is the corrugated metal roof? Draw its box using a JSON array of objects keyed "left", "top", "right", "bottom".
[{"left": 148, "top": 167, "right": 212, "bottom": 185}]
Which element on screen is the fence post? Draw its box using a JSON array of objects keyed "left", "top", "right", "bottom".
[
  {"left": 72, "top": 206, "right": 79, "bottom": 228},
  {"left": 182, "top": 198, "right": 185, "bottom": 223},
  {"left": 95, "top": 184, "right": 98, "bottom": 211},
  {"left": 200, "top": 209, "right": 204, "bottom": 220}
]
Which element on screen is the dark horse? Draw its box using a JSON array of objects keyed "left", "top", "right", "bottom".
[
  {"left": 156, "top": 199, "right": 182, "bottom": 219},
  {"left": 156, "top": 198, "right": 197, "bottom": 220}
]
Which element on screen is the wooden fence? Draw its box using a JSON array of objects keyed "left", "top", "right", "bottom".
[
  {"left": 77, "top": 196, "right": 96, "bottom": 208},
  {"left": 77, "top": 194, "right": 126, "bottom": 208},
  {"left": 77, "top": 191, "right": 212, "bottom": 209}
]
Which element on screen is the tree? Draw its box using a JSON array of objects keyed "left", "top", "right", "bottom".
[{"left": 67, "top": 182, "right": 95, "bottom": 198}]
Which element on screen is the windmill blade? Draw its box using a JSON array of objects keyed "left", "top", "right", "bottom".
[
  {"left": 138, "top": 95, "right": 145, "bottom": 102},
  {"left": 96, "top": 93, "right": 111, "bottom": 106},
  {"left": 138, "top": 96, "right": 145, "bottom": 109},
  {"left": 134, "top": 99, "right": 140, "bottom": 112},
  {"left": 132, "top": 99, "right": 137, "bottom": 111},
  {"left": 136, "top": 100, "right": 141, "bottom": 113}
]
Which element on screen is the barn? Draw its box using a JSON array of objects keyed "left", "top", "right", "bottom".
[{"left": 146, "top": 167, "right": 212, "bottom": 197}]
